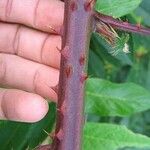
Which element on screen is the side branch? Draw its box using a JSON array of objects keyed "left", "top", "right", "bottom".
[{"left": 94, "top": 12, "right": 150, "bottom": 35}]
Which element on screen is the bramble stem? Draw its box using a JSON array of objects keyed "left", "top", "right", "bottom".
[
  {"left": 51, "top": 0, "right": 93, "bottom": 150},
  {"left": 37, "top": 3, "right": 150, "bottom": 150},
  {"left": 94, "top": 12, "right": 150, "bottom": 35}
]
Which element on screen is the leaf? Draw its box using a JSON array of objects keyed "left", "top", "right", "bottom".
[
  {"left": 85, "top": 78, "right": 150, "bottom": 116},
  {"left": 0, "top": 103, "right": 56, "bottom": 150},
  {"left": 95, "top": 0, "right": 142, "bottom": 18},
  {"left": 88, "top": 33, "right": 132, "bottom": 80},
  {"left": 126, "top": 0, "right": 150, "bottom": 90},
  {"left": 83, "top": 122, "right": 150, "bottom": 150},
  {"left": 130, "top": 0, "right": 150, "bottom": 26}
]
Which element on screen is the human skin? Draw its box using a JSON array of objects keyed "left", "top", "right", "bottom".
[{"left": 0, "top": 0, "right": 64, "bottom": 123}]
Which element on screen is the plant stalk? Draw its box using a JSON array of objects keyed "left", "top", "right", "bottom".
[
  {"left": 94, "top": 12, "right": 150, "bottom": 35},
  {"left": 51, "top": 0, "right": 93, "bottom": 150}
]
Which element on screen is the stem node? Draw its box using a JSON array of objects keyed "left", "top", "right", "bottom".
[
  {"left": 79, "top": 54, "right": 86, "bottom": 65},
  {"left": 56, "top": 129, "right": 64, "bottom": 141},
  {"left": 84, "top": 0, "right": 95, "bottom": 11},
  {"left": 65, "top": 65, "right": 73, "bottom": 78},
  {"left": 70, "top": 1, "right": 78, "bottom": 11},
  {"left": 80, "top": 73, "right": 88, "bottom": 83}
]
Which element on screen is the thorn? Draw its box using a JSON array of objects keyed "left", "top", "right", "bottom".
[
  {"left": 51, "top": 84, "right": 59, "bottom": 94},
  {"left": 56, "top": 46, "right": 61, "bottom": 52},
  {"left": 56, "top": 46, "right": 70, "bottom": 59},
  {"left": 136, "top": 23, "right": 141, "bottom": 30},
  {"left": 79, "top": 54, "right": 86, "bottom": 65},
  {"left": 49, "top": 133, "right": 55, "bottom": 140},
  {"left": 80, "top": 73, "right": 88, "bottom": 83},
  {"left": 59, "top": 25, "right": 64, "bottom": 36},
  {"left": 57, "top": 101, "right": 66, "bottom": 115},
  {"left": 56, "top": 129, "right": 64, "bottom": 141},
  {"left": 57, "top": 108, "right": 61, "bottom": 112},
  {"left": 47, "top": 25, "right": 58, "bottom": 34},
  {"left": 65, "top": 65, "right": 73, "bottom": 78},
  {"left": 57, "top": 107, "right": 63, "bottom": 113},
  {"left": 70, "top": 1, "right": 78, "bottom": 11},
  {"left": 42, "top": 82, "right": 58, "bottom": 95},
  {"left": 60, "top": 100, "right": 66, "bottom": 113},
  {"left": 84, "top": 0, "right": 95, "bottom": 11}
]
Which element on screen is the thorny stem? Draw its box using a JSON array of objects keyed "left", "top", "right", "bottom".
[
  {"left": 94, "top": 12, "right": 150, "bottom": 35},
  {"left": 36, "top": 3, "right": 150, "bottom": 150},
  {"left": 51, "top": 0, "right": 93, "bottom": 150}
]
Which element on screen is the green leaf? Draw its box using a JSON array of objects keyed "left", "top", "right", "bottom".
[
  {"left": 88, "top": 33, "right": 132, "bottom": 80},
  {"left": 95, "top": 0, "right": 142, "bottom": 18},
  {"left": 85, "top": 78, "right": 150, "bottom": 116},
  {"left": 130, "top": 0, "right": 150, "bottom": 26},
  {"left": 0, "top": 103, "right": 56, "bottom": 150},
  {"left": 83, "top": 123, "right": 150, "bottom": 150},
  {"left": 126, "top": 0, "right": 150, "bottom": 90}
]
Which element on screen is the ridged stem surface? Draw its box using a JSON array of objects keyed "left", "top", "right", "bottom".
[{"left": 52, "top": 0, "right": 93, "bottom": 150}]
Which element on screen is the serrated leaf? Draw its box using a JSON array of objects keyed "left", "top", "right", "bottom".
[
  {"left": 130, "top": 0, "right": 150, "bottom": 26},
  {"left": 95, "top": 0, "right": 142, "bottom": 18},
  {"left": 126, "top": 0, "right": 150, "bottom": 91},
  {"left": 0, "top": 103, "right": 56, "bottom": 150},
  {"left": 85, "top": 78, "right": 150, "bottom": 116},
  {"left": 83, "top": 123, "right": 150, "bottom": 150}
]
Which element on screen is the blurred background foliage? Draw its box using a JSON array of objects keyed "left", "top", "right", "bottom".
[
  {"left": 0, "top": 0, "right": 150, "bottom": 150},
  {"left": 88, "top": 0, "right": 150, "bottom": 149}
]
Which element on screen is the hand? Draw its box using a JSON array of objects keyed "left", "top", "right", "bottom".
[{"left": 0, "top": 0, "right": 64, "bottom": 122}]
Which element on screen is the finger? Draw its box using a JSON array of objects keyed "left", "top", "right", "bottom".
[
  {"left": 0, "top": 0, "right": 64, "bottom": 33},
  {"left": 0, "top": 88, "right": 49, "bottom": 122},
  {"left": 0, "top": 22, "right": 61, "bottom": 69},
  {"left": 0, "top": 54, "right": 59, "bottom": 101}
]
